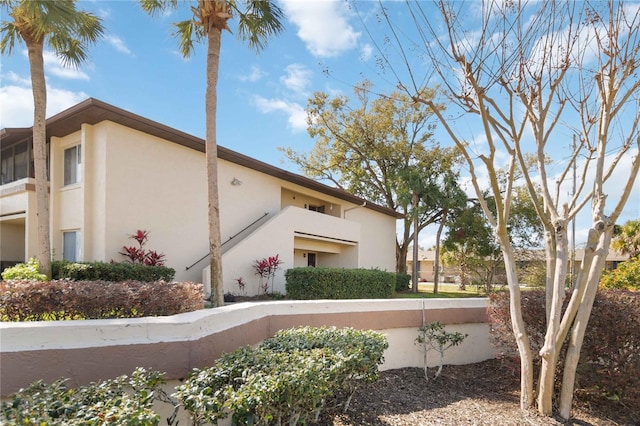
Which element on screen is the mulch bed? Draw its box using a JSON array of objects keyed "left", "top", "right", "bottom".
[{"left": 313, "top": 359, "right": 638, "bottom": 426}]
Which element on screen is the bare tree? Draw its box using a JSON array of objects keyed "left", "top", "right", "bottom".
[{"left": 369, "top": 0, "right": 639, "bottom": 418}]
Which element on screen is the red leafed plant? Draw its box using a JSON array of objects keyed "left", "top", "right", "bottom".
[
  {"left": 253, "top": 254, "right": 283, "bottom": 294},
  {"left": 235, "top": 277, "right": 246, "bottom": 296},
  {"left": 120, "top": 230, "right": 166, "bottom": 267}
]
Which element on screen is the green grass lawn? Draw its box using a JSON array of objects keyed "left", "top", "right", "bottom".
[{"left": 394, "top": 282, "right": 489, "bottom": 299}]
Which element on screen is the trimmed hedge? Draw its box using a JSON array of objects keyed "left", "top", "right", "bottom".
[
  {"left": 396, "top": 273, "right": 411, "bottom": 291},
  {"left": 487, "top": 289, "right": 640, "bottom": 411},
  {"left": 0, "top": 280, "right": 203, "bottom": 321},
  {"left": 175, "top": 326, "right": 388, "bottom": 425},
  {"left": 285, "top": 267, "right": 395, "bottom": 299},
  {"left": 52, "top": 260, "right": 175, "bottom": 282}
]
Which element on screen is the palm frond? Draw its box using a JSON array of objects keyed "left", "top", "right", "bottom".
[
  {"left": 0, "top": 21, "right": 21, "bottom": 54},
  {"left": 173, "top": 19, "right": 202, "bottom": 58},
  {"left": 139, "top": 0, "right": 179, "bottom": 17},
  {"left": 235, "top": 0, "right": 284, "bottom": 52}
]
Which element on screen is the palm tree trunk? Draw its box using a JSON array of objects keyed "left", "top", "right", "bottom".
[
  {"left": 412, "top": 192, "right": 419, "bottom": 292},
  {"left": 27, "top": 42, "right": 51, "bottom": 278},
  {"left": 206, "top": 26, "right": 224, "bottom": 307},
  {"left": 433, "top": 208, "right": 447, "bottom": 294}
]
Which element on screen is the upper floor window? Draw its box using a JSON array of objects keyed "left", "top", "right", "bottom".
[
  {"left": 64, "top": 145, "right": 81, "bottom": 186},
  {"left": 1, "top": 141, "right": 32, "bottom": 185}
]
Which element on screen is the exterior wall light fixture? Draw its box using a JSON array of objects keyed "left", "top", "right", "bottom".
[{"left": 231, "top": 177, "right": 242, "bottom": 186}]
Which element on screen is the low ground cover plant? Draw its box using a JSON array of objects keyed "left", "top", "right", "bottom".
[
  {"left": 487, "top": 289, "right": 639, "bottom": 409},
  {"left": 175, "top": 326, "right": 388, "bottom": 425},
  {"left": 0, "top": 280, "right": 203, "bottom": 321}
]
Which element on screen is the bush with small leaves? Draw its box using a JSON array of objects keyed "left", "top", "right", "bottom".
[
  {"left": 1, "top": 258, "right": 47, "bottom": 281},
  {"left": 0, "top": 368, "right": 172, "bottom": 425},
  {"left": 175, "top": 326, "right": 388, "bottom": 426},
  {"left": 599, "top": 256, "right": 640, "bottom": 290},
  {"left": 0, "top": 280, "right": 203, "bottom": 321},
  {"left": 487, "top": 290, "right": 640, "bottom": 410}
]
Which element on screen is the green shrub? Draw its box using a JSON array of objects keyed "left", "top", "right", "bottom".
[
  {"left": 0, "top": 368, "right": 167, "bottom": 425},
  {"left": 52, "top": 260, "right": 175, "bottom": 282},
  {"left": 0, "top": 280, "right": 203, "bottom": 321},
  {"left": 285, "top": 267, "right": 395, "bottom": 299},
  {"left": 487, "top": 289, "right": 640, "bottom": 410},
  {"left": 1, "top": 258, "right": 47, "bottom": 281},
  {"left": 599, "top": 256, "right": 640, "bottom": 290},
  {"left": 395, "top": 273, "right": 411, "bottom": 291},
  {"left": 175, "top": 326, "right": 388, "bottom": 426}
]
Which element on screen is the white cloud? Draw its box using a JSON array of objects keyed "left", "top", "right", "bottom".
[
  {"left": 280, "top": 63, "right": 311, "bottom": 96},
  {"left": 252, "top": 95, "right": 307, "bottom": 131},
  {"left": 360, "top": 43, "right": 373, "bottom": 62},
  {"left": 105, "top": 35, "right": 133, "bottom": 55},
  {"left": 0, "top": 75, "right": 88, "bottom": 128},
  {"left": 280, "top": 0, "right": 360, "bottom": 57},
  {"left": 238, "top": 65, "right": 266, "bottom": 82}
]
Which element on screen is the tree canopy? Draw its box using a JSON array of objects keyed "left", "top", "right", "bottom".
[{"left": 282, "top": 81, "right": 463, "bottom": 274}]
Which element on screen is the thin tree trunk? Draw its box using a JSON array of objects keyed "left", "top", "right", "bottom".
[
  {"left": 396, "top": 243, "right": 409, "bottom": 275},
  {"left": 206, "top": 27, "right": 224, "bottom": 307},
  {"left": 559, "top": 230, "right": 611, "bottom": 419},
  {"left": 537, "top": 219, "right": 569, "bottom": 415},
  {"left": 28, "top": 42, "right": 51, "bottom": 278},
  {"left": 433, "top": 208, "right": 447, "bottom": 294},
  {"left": 500, "top": 236, "right": 535, "bottom": 408},
  {"left": 412, "top": 192, "right": 419, "bottom": 293}
]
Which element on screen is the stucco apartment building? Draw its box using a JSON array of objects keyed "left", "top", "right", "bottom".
[{"left": 0, "top": 98, "right": 400, "bottom": 297}]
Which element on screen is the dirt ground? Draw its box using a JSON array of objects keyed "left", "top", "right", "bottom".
[{"left": 313, "top": 359, "right": 638, "bottom": 426}]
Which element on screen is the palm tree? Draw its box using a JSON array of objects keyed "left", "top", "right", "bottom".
[
  {"left": 140, "top": 0, "right": 284, "bottom": 307},
  {"left": 0, "top": 0, "right": 103, "bottom": 278}
]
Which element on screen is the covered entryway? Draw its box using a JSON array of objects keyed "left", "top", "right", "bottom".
[{"left": 293, "top": 231, "right": 358, "bottom": 268}]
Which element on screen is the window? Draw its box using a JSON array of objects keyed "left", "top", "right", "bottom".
[
  {"left": 307, "top": 252, "right": 317, "bottom": 267},
  {"left": 64, "top": 145, "right": 81, "bottom": 186},
  {"left": 63, "top": 231, "right": 81, "bottom": 261},
  {"left": 1, "top": 141, "right": 32, "bottom": 185},
  {"left": 308, "top": 205, "right": 325, "bottom": 213}
]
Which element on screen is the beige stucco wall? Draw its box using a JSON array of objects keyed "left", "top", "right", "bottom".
[
  {"left": 0, "top": 179, "right": 37, "bottom": 262},
  {"left": 47, "top": 122, "right": 209, "bottom": 282},
  {"left": 0, "top": 221, "right": 24, "bottom": 260}
]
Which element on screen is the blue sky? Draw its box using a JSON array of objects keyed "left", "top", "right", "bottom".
[{"left": 1, "top": 0, "right": 638, "bottom": 250}]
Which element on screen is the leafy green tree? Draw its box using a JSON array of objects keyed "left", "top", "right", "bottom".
[
  {"left": 442, "top": 200, "right": 498, "bottom": 291},
  {"left": 140, "top": 0, "right": 284, "bottom": 307},
  {"left": 443, "top": 186, "right": 544, "bottom": 292},
  {"left": 282, "top": 81, "right": 462, "bottom": 276},
  {"left": 612, "top": 219, "right": 640, "bottom": 258},
  {"left": 0, "top": 0, "right": 103, "bottom": 278}
]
